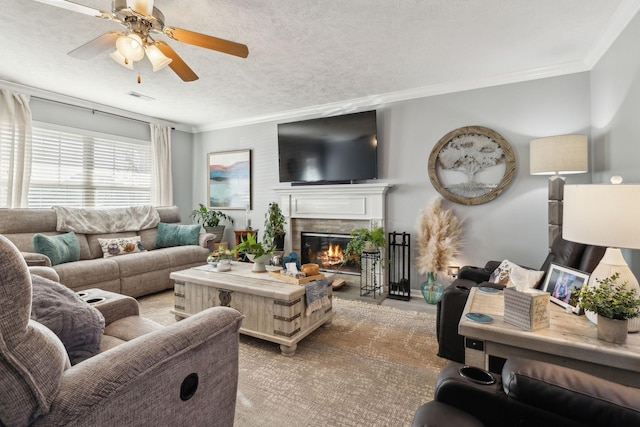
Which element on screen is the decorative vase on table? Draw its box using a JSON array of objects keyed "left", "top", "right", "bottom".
[
  {"left": 246, "top": 253, "right": 272, "bottom": 273},
  {"left": 421, "top": 272, "right": 443, "bottom": 304}
]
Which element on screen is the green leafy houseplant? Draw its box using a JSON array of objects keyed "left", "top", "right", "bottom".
[
  {"left": 263, "top": 202, "right": 286, "bottom": 249},
  {"left": 344, "top": 226, "right": 386, "bottom": 259},
  {"left": 191, "top": 204, "right": 234, "bottom": 228},
  {"left": 577, "top": 273, "right": 640, "bottom": 320},
  {"left": 234, "top": 233, "right": 274, "bottom": 258}
]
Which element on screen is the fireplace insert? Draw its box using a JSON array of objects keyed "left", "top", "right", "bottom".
[{"left": 301, "top": 232, "right": 360, "bottom": 275}]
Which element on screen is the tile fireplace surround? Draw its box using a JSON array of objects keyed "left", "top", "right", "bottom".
[{"left": 273, "top": 183, "right": 393, "bottom": 285}]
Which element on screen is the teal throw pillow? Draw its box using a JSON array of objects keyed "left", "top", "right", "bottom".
[
  {"left": 32, "top": 232, "right": 80, "bottom": 266},
  {"left": 155, "top": 222, "right": 201, "bottom": 248}
]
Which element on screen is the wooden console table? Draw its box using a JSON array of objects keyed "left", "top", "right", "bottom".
[
  {"left": 170, "top": 262, "right": 332, "bottom": 356},
  {"left": 459, "top": 287, "right": 640, "bottom": 387}
]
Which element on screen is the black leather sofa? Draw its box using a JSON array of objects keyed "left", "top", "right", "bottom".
[
  {"left": 412, "top": 358, "right": 640, "bottom": 427},
  {"left": 436, "top": 237, "right": 606, "bottom": 363}
]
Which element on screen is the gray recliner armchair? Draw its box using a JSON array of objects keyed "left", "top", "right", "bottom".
[{"left": 0, "top": 235, "right": 244, "bottom": 427}]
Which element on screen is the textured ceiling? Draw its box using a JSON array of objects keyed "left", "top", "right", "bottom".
[{"left": 0, "top": 0, "right": 637, "bottom": 131}]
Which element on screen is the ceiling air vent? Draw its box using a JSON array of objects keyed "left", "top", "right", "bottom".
[{"left": 127, "top": 91, "right": 155, "bottom": 101}]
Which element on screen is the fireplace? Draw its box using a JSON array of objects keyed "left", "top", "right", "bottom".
[
  {"left": 273, "top": 182, "right": 392, "bottom": 288},
  {"left": 301, "top": 232, "right": 359, "bottom": 275}
]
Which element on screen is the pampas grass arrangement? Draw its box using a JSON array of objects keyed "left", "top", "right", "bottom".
[{"left": 416, "top": 197, "right": 463, "bottom": 275}]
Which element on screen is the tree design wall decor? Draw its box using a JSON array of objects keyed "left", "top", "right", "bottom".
[{"left": 428, "top": 126, "right": 516, "bottom": 205}]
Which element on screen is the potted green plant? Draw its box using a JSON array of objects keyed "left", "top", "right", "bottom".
[
  {"left": 191, "top": 203, "right": 234, "bottom": 243},
  {"left": 234, "top": 233, "right": 274, "bottom": 272},
  {"left": 344, "top": 226, "right": 386, "bottom": 260},
  {"left": 577, "top": 272, "right": 640, "bottom": 344},
  {"left": 263, "top": 202, "right": 287, "bottom": 251}
]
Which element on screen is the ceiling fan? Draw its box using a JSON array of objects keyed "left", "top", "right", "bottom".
[{"left": 34, "top": 0, "right": 249, "bottom": 82}]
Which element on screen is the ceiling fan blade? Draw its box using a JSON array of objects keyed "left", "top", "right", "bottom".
[
  {"left": 155, "top": 42, "right": 199, "bottom": 82},
  {"left": 163, "top": 27, "right": 249, "bottom": 58},
  {"left": 32, "top": 0, "right": 111, "bottom": 19},
  {"left": 68, "top": 31, "right": 121, "bottom": 59}
]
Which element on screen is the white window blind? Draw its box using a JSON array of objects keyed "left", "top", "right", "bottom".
[{"left": 29, "top": 125, "right": 151, "bottom": 208}]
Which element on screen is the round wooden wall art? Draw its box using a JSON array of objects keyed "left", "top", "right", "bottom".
[{"left": 428, "top": 126, "right": 516, "bottom": 205}]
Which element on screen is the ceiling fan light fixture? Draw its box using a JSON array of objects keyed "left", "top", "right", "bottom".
[
  {"left": 109, "top": 50, "right": 134, "bottom": 69},
  {"left": 126, "top": 0, "right": 154, "bottom": 16},
  {"left": 145, "top": 43, "right": 172, "bottom": 71},
  {"left": 116, "top": 33, "right": 145, "bottom": 61}
]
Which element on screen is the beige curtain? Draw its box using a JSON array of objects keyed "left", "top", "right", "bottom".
[
  {"left": 0, "top": 89, "right": 32, "bottom": 208},
  {"left": 150, "top": 123, "right": 173, "bottom": 206}
]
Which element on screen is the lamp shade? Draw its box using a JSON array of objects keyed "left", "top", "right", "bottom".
[
  {"left": 530, "top": 134, "right": 588, "bottom": 175},
  {"left": 109, "top": 50, "right": 134, "bottom": 70},
  {"left": 145, "top": 44, "right": 172, "bottom": 71},
  {"left": 127, "top": 0, "right": 154, "bottom": 15},
  {"left": 116, "top": 33, "right": 145, "bottom": 61},
  {"left": 563, "top": 184, "right": 640, "bottom": 249}
]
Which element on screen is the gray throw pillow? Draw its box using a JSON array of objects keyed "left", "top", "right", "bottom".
[
  {"left": 30, "top": 275, "right": 105, "bottom": 365},
  {"left": 32, "top": 232, "right": 80, "bottom": 266},
  {"left": 155, "top": 222, "right": 201, "bottom": 248}
]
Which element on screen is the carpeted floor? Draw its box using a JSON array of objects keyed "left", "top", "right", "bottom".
[{"left": 137, "top": 290, "right": 450, "bottom": 426}]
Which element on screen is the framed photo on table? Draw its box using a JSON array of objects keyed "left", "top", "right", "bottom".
[
  {"left": 207, "top": 150, "right": 251, "bottom": 210},
  {"left": 541, "top": 263, "right": 590, "bottom": 314}
]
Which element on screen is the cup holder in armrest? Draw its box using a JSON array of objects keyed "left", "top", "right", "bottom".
[
  {"left": 459, "top": 366, "right": 496, "bottom": 385},
  {"left": 85, "top": 297, "right": 106, "bottom": 305},
  {"left": 76, "top": 292, "right": 88, "bottom": 298}
]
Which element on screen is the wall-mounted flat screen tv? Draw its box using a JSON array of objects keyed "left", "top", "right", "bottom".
[{"left": 277, "top": 110, "right": 378, "bottom": 184}]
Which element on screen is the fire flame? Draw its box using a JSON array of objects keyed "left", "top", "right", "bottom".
[{"left": 318, "top": 243, "right": 345, "bottom": 267}]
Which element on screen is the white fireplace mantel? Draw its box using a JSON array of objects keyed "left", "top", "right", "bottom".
[
  {"left": 273, "top": 183, "right": 392, "bottom": 221},
  {"left": 273, "top": 183, "right": 393, "bottom": 254}
]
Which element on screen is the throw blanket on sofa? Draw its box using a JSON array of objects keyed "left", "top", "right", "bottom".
[
  {"left": 53, "top": 205, "right": 161, "bottom": 234},
  {"left": 305, "top": 278, "right": 331, "bottom": 316}
]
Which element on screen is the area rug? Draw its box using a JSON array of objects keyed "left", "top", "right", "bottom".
[{"left": 137, "top": 291, "right": 450, "bottom": 426}]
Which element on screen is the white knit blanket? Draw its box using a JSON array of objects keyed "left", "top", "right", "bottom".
[{"left": 53, "top": 205, "right": 160, "bottom": 234}]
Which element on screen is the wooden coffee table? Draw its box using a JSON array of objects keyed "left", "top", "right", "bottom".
[
  {"left": 459, "top": 287, "right": 640, "bottom": 387},
  {"left": 170, "top": 262, "right": 333, "bottom": 356}
]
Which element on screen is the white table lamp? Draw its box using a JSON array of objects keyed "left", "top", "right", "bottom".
[{"left": 563, "top": 182, "right": 640, "bottom": 332}]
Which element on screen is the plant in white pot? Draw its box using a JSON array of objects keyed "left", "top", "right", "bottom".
[
  {"left": 415, "top": 197, "right": 463, "bottom": 304},
  {"left": 577, "top": 272, "right": 640, "bottom": 344},
  {"left": 234, "top": 233, "right": 274, "bottom": 273},
  {"left": 191, "top": 204, "right": 234, "bottom": 243}
]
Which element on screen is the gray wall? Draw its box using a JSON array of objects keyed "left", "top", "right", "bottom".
[
  {"left": 193, "top": 73, "right": 592, "bottom": 289},
  {"left": 591, "top": 11, "right": 640, "bottom": 274}
]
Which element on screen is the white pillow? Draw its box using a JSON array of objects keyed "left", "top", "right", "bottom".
[
  {"left": 98, "top": 236, "right": 146, "bottom": 258},
  {"left": 489, "top": 259, "right": 543, "bottom": 289},
  {"left": 508, "top": 264, "right": 544, "bottom": 290}
]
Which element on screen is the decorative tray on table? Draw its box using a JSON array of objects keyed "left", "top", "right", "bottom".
[{"left": 268, "top": 270, "right": 325, "bottom": 285}]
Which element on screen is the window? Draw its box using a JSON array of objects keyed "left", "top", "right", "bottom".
[{"left": 29, "top": 124, "right": 151, "bottom": 208}]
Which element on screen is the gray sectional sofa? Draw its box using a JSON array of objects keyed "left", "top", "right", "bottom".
[{"left": 0, "top": 206, "right": 215, "bottom": 297}]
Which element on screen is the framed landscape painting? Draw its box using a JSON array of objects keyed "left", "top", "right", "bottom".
[{"left": 207, "top": 150, "right": 251, "bottom": 210}]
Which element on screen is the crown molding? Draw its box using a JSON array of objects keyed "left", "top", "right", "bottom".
[{"left": 583, "top": 0, "right": 640, "bottom": 68}]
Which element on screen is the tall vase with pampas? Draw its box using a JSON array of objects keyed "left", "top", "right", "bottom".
[{"left": 416, "top": 197, "right": 463, "bottom": 304}]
